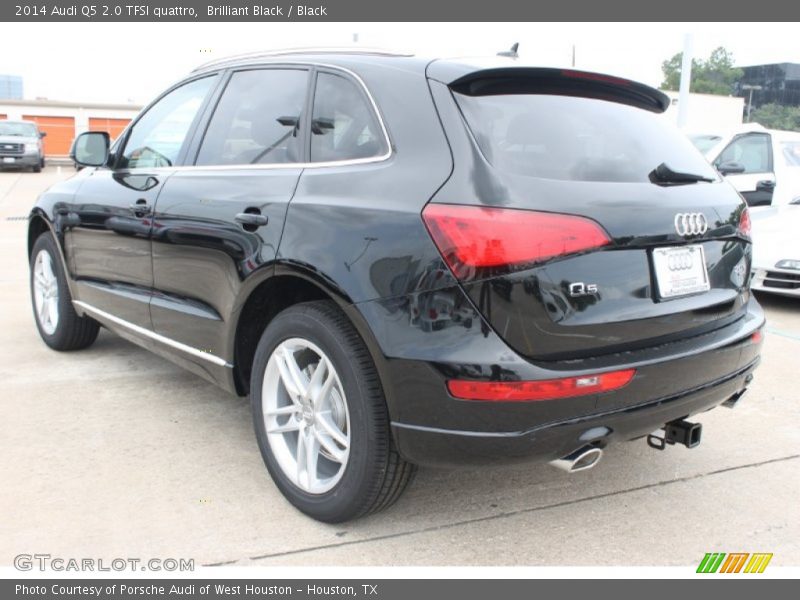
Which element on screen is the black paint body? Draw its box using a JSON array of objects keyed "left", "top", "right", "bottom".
[{"left": 29, "top": 54, "right": 764, "bottom": 467}]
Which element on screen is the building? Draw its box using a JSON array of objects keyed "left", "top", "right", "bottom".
[
  {"left": 662, "top": 91, "right": 744, "bottom": 131},
  {"left": 736, "top": 63, "right": 800, "bottom": 108},
  {"left": 0, "top": 75, "right": 23, "bottom": 99},
  {"left": 0, "top": 99, "right": 141, "bottom": 157}
]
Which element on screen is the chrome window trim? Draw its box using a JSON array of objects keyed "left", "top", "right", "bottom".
[
  {"left": 169, "top": 62, "right": 391, "bottom": 172},
  {"left": 73, "top": 301, "right": 232, "bottom": 368}
]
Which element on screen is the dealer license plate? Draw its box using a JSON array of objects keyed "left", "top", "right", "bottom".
[{"left": 652, "top": 245, "right": 710, "bottom": 299}]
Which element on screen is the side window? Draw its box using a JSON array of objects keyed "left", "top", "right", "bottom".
[
  {"left": 196, "top": 69, "right": 308, "bottom": 166},
  {"left": 716, "top": 134, "right": 772, "bottom": 174},
  {"left": 310, "top": 72, "right": 387, "bottom": 162},
  {"left": 119, "top": 76, "right": 215, "bottom": 169}
]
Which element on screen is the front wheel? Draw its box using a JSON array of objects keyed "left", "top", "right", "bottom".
[
  {"left": 250, "top": 301, "right": 415, "bottom": 522},
  {"left": 30, "top": 233, "right": 99, "bottom": 350}
]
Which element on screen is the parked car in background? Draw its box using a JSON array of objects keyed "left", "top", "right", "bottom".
[
  {"left": 689, "top": 125, "right": 800, "bottom": 297},
  {"left": 29, "top": 50, "right": 763, "bottom": 522},
  {"left": 0, "top": 120, "right": 46, "bottom": 172}
]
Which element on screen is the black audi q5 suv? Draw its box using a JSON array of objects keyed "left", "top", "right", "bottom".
[{"left": 29, "top": 49, "right": 764, "bottom": 522}]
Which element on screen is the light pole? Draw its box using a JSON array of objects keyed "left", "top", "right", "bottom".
[{"left": 742, "top": 84, "right": 763, "bottom": 122}]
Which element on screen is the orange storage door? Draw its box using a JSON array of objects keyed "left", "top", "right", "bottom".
[
  {"left": 88, "top": 117, "right": 131, "bottom": 142},
  {"left": 22, "top": 115, "right": 75, "bottom": 156}
]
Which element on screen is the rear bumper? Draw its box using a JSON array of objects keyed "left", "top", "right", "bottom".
[
  {"left": 391, "top": 358, "right": 758, "bottom": 467},
  {"left": 354, "top": 288, "right": 765, "bottom": 468}
]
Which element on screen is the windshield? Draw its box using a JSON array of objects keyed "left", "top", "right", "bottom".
[
  {"left": 455, "top": 93, "right": 719, "bottom": 183},
  {"left": 781, "top": 141, "right": 800, "bottom": 167},
  {"left": 689, "top": 134, "right": 723, "bottom": 154},
  {"left": 0, "top": 122, "right": 38, "bottom": 137}
]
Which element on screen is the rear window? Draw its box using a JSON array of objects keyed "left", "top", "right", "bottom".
[
  {"left": 781, "top": 141, "right": 800, "bottom": 167},
  {"left": 689, "top": 134, "right": 723, "bottom": 154},
  {"left": 455, "top": 93, "right": 718, "bottom": 183}
]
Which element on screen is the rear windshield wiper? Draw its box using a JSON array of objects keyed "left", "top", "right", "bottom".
[{"left": 649, "top": 162, "right": 715, "bottom": 186}]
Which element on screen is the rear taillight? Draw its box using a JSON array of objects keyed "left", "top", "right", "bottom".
[
  {"left": 447, "top": 369, "right": 636, "bottom": 402},
  {"left": 738, "top": 207, "right": 751, "bottom": 237},
  {"left": 422, "top": 204, "right": 611, "bottom": 279}
]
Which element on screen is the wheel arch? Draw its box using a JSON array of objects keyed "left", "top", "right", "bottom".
[{"left": 230, "top": 262, "right": 394, "bottom": 414}]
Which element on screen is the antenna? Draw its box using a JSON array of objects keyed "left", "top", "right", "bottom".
[{"left": 497, "top": 43, "right": 519, "bottom": 58}]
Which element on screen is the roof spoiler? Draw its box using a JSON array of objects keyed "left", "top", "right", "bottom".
[{"left": 447, "top": 67, "right": 670, "bottom": 114}]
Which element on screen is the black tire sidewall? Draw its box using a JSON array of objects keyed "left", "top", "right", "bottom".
[{"left": 251, "top": 304, "right": 386, "bottom": 522}]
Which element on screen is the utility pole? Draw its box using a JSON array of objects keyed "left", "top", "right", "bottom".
[
  {"left": 571, "top": 45, "right": 576, "bottom": 67},
  {"left": 742, "top": 84, "right": 763, "bottom": 122},
  {"left": 677, "top": 33, "right": 693, "bottom": 129}
]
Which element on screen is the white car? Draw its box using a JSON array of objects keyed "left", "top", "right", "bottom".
[{"left": 689, "top": 124, "right": 800, "bottom": 297}]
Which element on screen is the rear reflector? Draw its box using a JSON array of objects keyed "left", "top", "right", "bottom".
[
  {"left": 738, "top": 207, "right": 751, "bottom": 237},
  {"left": 751, "top": 330, "right": 763, "bottom": 344},
  {"left": 422, "top": 204, "right": 611, "bottom": 279},
  {"left": 447, "top": 369, "right": 636, "bottom": 402}
]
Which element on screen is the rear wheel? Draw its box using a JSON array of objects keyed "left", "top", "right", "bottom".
[
  {"left": 250, "top": 300, "right": 415, "bottom": 522},
  {"left": 30, "top": 233, "right": 99, "bottom": 350}
]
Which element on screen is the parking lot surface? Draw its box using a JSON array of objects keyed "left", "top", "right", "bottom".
[{"left": 1, "top": 167, "right": 798, "bottom": 567}]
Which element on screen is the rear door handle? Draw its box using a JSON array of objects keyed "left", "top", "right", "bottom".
[{"left": 235, "top": 212, "right": 268, "bottom": 227}]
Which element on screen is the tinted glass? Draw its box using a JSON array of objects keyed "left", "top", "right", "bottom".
[
  {"left": 689, "top": 134, "right": 723, "bottom": 154},
  {"left": 310, "top": 72, "right": 387, "bottom": 162},
  {"left": 120, "top": 76, "right": 215, "bottom": 169},
  {"left": 456, "top": 93, "right": 718, "bottom": 183},
  {"left": 716, "top": 134, "right": 771, "bottom": 173},
  {"left": 196, "top": 69, "right": 308, "bottom": 166}
]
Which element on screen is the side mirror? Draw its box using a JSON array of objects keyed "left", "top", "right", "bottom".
[
  {"left": 39, "top": 131, "right": 47, "bottom": 138},
  {"left": 716, "top": 160, "right": 746, "bottom": 175},
  {"left": 71, "top": 131, "right": 110, "bottom": 167}
]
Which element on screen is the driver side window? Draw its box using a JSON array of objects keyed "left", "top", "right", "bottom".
[{"left": 119, "top": 76, "right": 216, "bottom": 169}]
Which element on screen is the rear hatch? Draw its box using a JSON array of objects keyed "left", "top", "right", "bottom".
[{"left": 424, "top": 65, "right": 752, "bottom": 361}]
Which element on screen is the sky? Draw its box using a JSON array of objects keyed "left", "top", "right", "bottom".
[{"left": 0, "top": 22, "right": 798, "bottom": 105}]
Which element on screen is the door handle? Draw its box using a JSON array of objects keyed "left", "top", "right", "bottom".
[
  {"left": 129, "top": 198, "right": 151, "bottom": 215},
  {"left": 756, "top": 180, "right": 775, "bottom": 189},
  {"left": 235, "top": 212, "right": 268, "bottom": 227}
]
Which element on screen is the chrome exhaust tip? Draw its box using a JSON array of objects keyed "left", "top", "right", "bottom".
[{"left": 549, "top": 445, "right": 604, "bottom": 473}]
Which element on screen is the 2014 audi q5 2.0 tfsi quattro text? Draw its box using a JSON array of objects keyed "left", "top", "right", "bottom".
[{"left": 28, "top": 50, "right": 764, "bottom": 522}]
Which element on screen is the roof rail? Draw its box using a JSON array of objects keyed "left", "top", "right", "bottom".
[{"left": 192, "top": 47, "right": 414, "bottom": 72}]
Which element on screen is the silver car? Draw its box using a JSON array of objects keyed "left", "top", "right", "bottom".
[{"left": 0, "top": 120, "right": 46, "bottom": 172}]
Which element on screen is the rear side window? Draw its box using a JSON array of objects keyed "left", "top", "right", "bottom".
[
  {"left": 196, "top": 69, "right": 308, "bottom": 166},
  {"left": 310, "top": 72, "right": 387, "bottom": 162},
  {"left": 715, "top": 133, "right": 772, "bottom": 173},
  {"left": 455, "top": 92, "right": 718, "bottom": 183}
]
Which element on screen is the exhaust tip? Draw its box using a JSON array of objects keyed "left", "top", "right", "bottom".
[{"left": 549, "top": 445, "right": 604, "bottom": 473}]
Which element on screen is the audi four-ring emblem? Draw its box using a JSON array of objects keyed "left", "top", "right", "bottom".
[
  {"left": 668, "top": 251, "right": 695, "bottom": 271},
  {"left": 674, "top": 212, "right": 708, "bottom": 236}
]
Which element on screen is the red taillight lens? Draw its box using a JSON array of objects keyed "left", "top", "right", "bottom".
[
  {"left": 738, "top": 207, "right": 751, "bottom": 237},
  {"left": 422, "top": 204, "right": 611, "bottom": 279},
  {"left": 751, "top": 329, "right": 763, "bottom": 344},
  {"left": 447, "top": 369, "right": 636, "bottom": 402}
]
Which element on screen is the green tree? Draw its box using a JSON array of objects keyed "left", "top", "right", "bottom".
[
  {"left": 749, "top": 103, "right": 800, "bottom": 131},
  {"left": 661, "top": 47, "right": 743, "bottom": 95}
]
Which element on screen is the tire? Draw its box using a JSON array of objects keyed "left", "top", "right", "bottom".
[
  {"left": 30, "top": 233, "right": 99, "bottom": 351},
  {"left": 250, "top": 300, "right": 416, "bottom": 522},
  {"left": 33, "top": 164, "right": 41, "bottom": 173}
]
